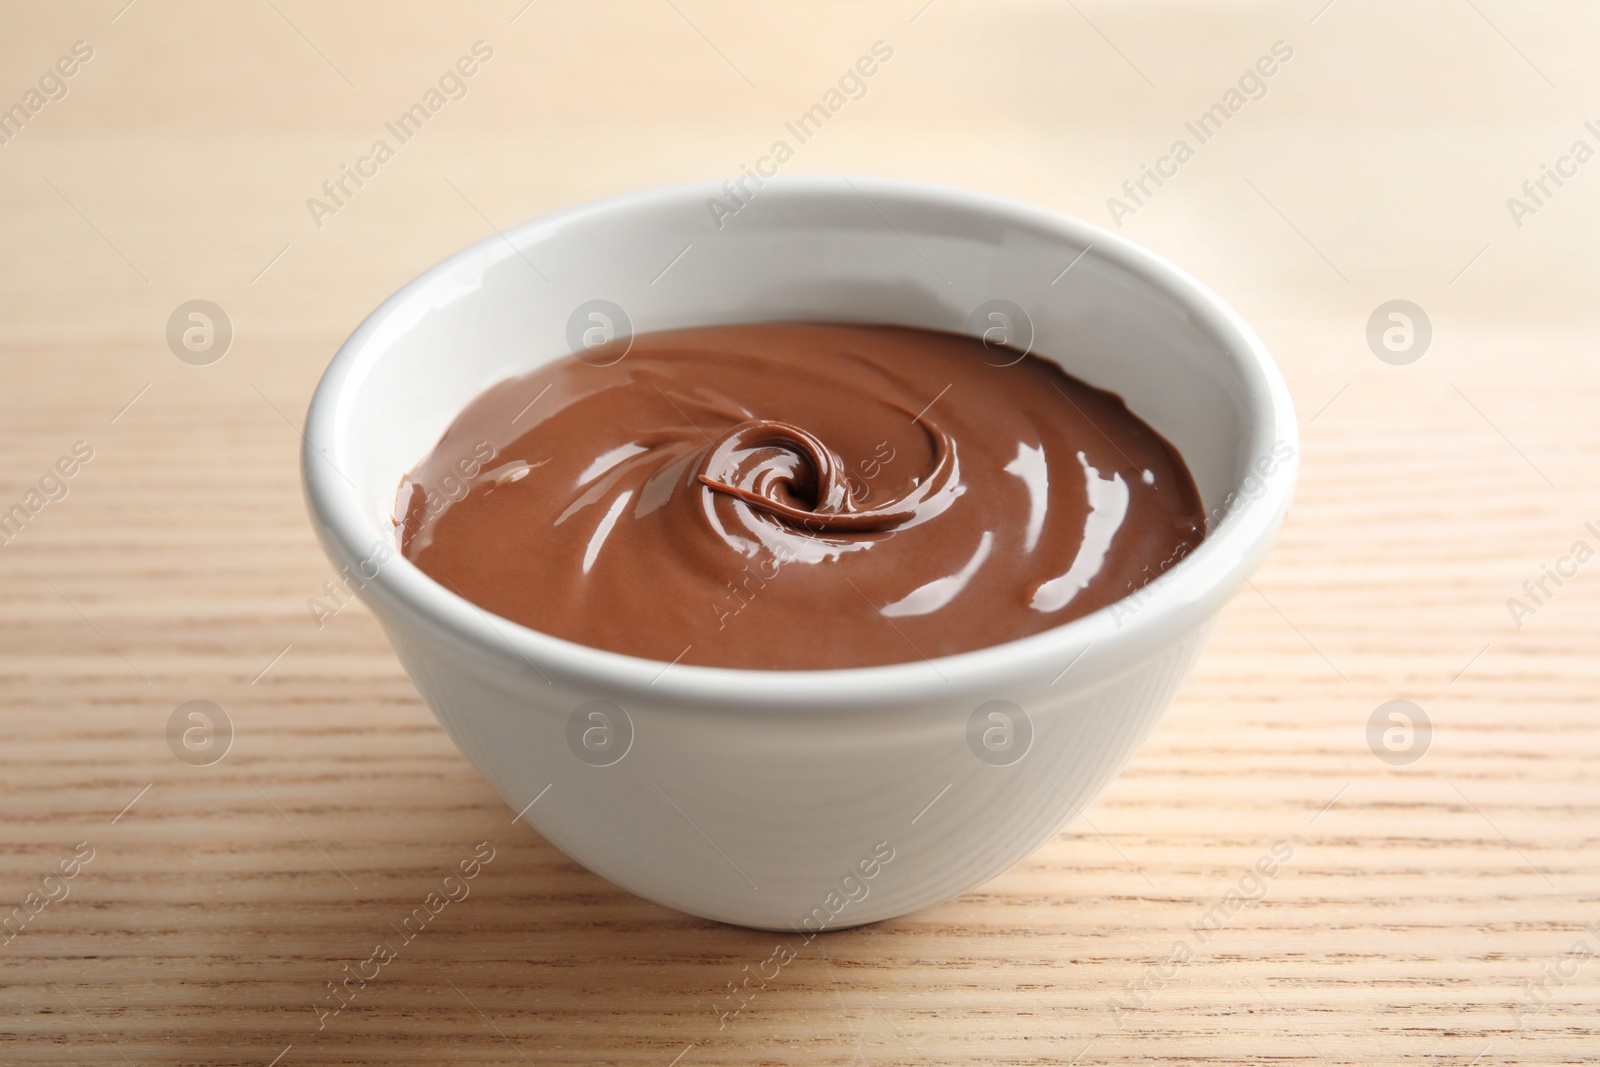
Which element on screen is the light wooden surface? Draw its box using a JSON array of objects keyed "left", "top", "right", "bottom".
[{"left": 3, "top": 2, "right": 1598, "bottom": 1064}]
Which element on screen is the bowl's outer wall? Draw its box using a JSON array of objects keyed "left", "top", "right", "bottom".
[
  {"left": 303, "top": 177, "right": 1298, "bottom": 928},
  {"left": 389, "top": 616, "right": 1213, "bottom": 930}
]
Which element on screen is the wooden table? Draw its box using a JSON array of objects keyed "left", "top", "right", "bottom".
[{"left": 3, "top": 1, "right": 1596, "bottom": 1063}]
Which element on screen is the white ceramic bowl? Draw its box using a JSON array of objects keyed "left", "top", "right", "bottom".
[{"left": 302, "top": 177, "right": 1297, "bottom": 931}]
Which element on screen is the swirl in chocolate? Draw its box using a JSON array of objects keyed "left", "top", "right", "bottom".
[{"left": 398, "top": 323, "right": 1203, "bottom": 670}]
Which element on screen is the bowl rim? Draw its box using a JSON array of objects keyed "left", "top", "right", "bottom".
[{"left": 302, "top": 175, "right": 1298, "bottom": 709}]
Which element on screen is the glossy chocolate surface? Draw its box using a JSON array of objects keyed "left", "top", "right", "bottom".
[{"left": 398, "top": 323, "right": 1204, "bottom": 670}]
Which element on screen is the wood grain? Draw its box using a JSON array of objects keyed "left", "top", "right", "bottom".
[{"left": 3, "top": 1, "right": 1598, "bottom": 1063}]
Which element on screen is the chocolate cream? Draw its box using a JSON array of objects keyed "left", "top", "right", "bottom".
[{"left": 397, "top": 323, "right": 1203, "bottom": 670}]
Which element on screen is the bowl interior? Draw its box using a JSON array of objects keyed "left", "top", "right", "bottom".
[{"left": 327, "top": 179, "right": 1280, "bottom": 546}]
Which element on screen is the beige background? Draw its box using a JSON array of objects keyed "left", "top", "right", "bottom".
[{"left": 2, "top": 1, "right": 1597, "bottom": 1063}]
